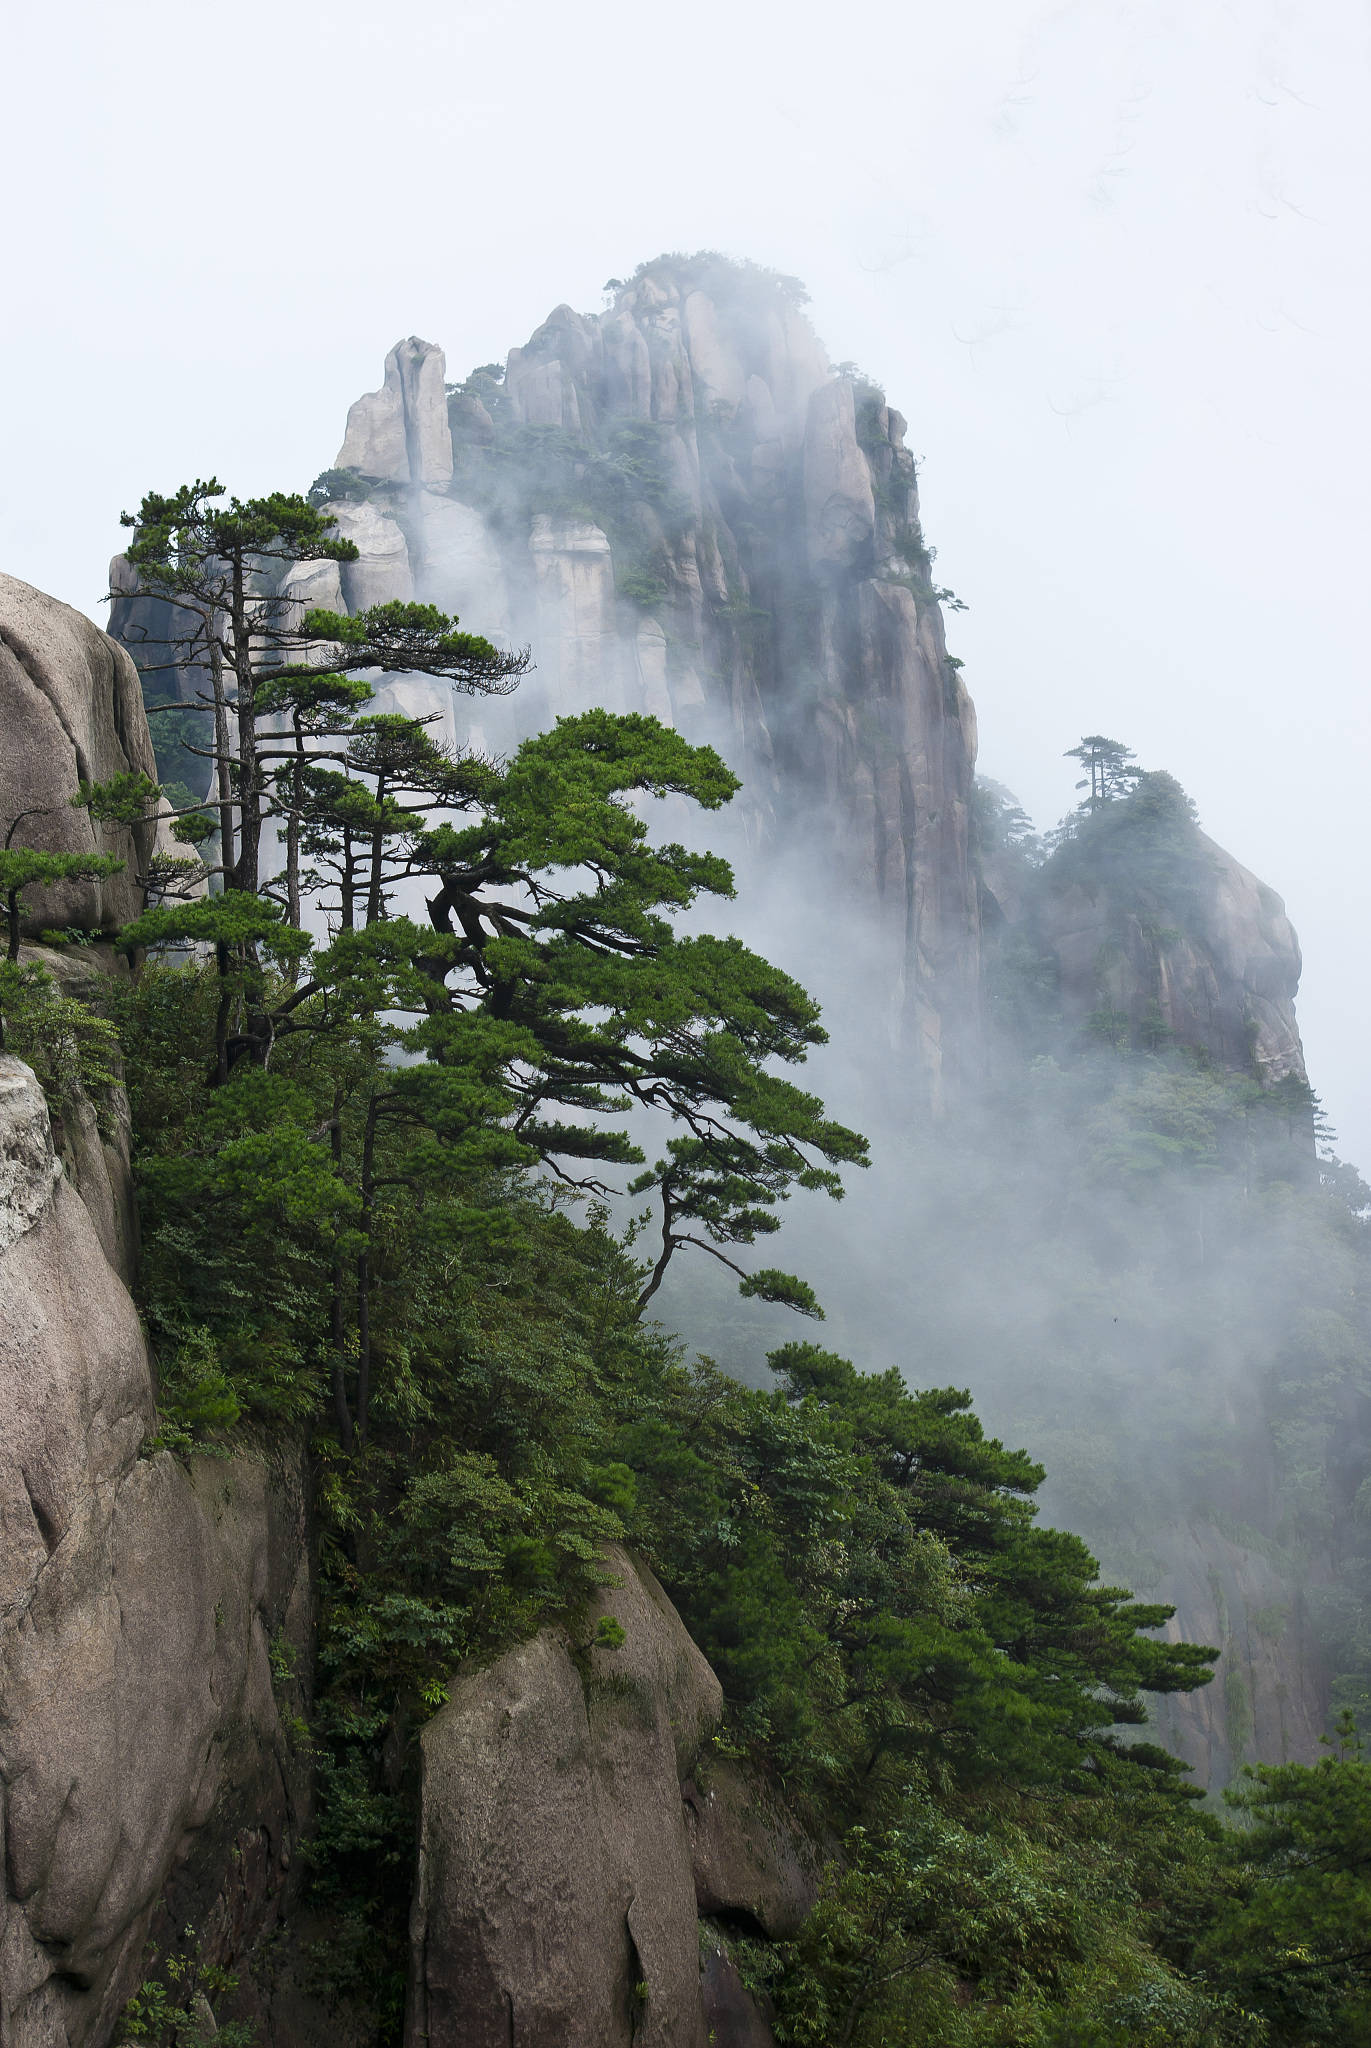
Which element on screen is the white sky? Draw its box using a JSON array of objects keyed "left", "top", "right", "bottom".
[{"left": 5, "top": 0, "right": 1369, "bottom": 1161}]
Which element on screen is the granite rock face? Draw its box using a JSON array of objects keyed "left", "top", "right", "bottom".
[
  {"left": 408, "top": 1546, "right": 792, "bottom": 2048},
  {"left": 337, "top": 335, "right": 454, "bottom": 487},
  {"left": 15, "top": 945, "right": 140, "bottom": 1285},
  {"left": 1150, "top": 1520, "right": 1329, "bottom": 1787},
  {"left": 299, "top": 260, "right": 981, "bottom": 1103},
  {"left": 0, "top": 575, "right": 158, "bottom": 939},
  {"left": 0, "top": 1059, "right": 310, "bottom": 2048},
  {"left": 1029, "top": 829, "right": 1304, "bottom": 1082},
  {"left": 684, "top": 1757, "right": 818, "bottom": 1940}
]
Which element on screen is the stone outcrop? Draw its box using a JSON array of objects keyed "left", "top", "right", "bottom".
[
  {"left": 284, "top": 258, "right": 981, "bottom": 1102},
  {"left": 684, "top": 1758, "right": 817, "bottom": 1940},
  {"left": 1030, "top": 829, "right": 1304, "bottom": 1082},
  {"left": 408, "top": 1546, "right": 804, "bottom": 2048},
  {"left": 0, "top": 575, "right": 158, "bottom": 940},
  {"left": 1150, "top": 1520, "right": 1329, "bottom": 1786},
  {"left": 17, "top": 945, "right": 139, "bottom": 1285},
  {"left": 0, "top": 1063, "right": 311, "bottom": 2048},
  {"left": 336, "top": 336, "right": 453, "bottom": 487},
  {"left": 979, "top": 773, "right": 1306, "bottom": 1087}
]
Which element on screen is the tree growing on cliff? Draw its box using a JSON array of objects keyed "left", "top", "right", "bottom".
[
  {"left": 1065, "top": 734, "right": 1140, "bottom": 811},
  {"left": 118, "top": 703, "right": 868, "bottom": 1438},
  {"left": 115, "top": 482, "right": 529, "bottom": 894},
  {"left": 0, "top": 809, "right": 123, "bottom": 964}
]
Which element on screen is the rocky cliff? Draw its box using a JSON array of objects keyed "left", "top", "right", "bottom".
[
  {"left": 979, "top": 776, "right": 1305, "bottom": 1085},
  {"left": 0, "top": 585, "right": 313, "bottom": 2048},
  {"left": 5, "top": 563, "right": 820, "bottom": 2046},
  {"left": 0, "top": 1052, "right": 312, "bottom": 2048},
  {"left": 305, "top": 258, "right": 981, "bottom": 1100},
  {"left": 0, "top": 243, "right": 1353, "bottom": 2043},
  {"left": 111, "top": 256, "right": 1309, "bottom": 1113},
  {"left": 102, "top": 257, "right": 1330, "bottom": 1804}
]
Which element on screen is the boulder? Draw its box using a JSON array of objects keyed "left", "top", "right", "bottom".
[
  {"left": 408, "top": 1547, "right": 723, "bottom": 2048},
  {"left": 0, "top": 575, "right": 158, "bottom": 940},
  {"left": 0, "top": 1055, "right": 311, "bottom": 2048}
]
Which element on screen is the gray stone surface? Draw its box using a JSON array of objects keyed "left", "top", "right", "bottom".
[
  {"left": 408, "top": 1547, "right": 724, "bottom": 2048},
  {"left": 0, "top": 575, "right": 158, "bottom": 938},
  {"left": 804, "top": 378, "right": 876, "bottom": 570},
  {"left": 685, "top": 1759, "right": 818, "bottom": 1940},
  {"left": 0, "top": 1059, "right": 60, "bottom": 1252},
  {"left": 1029, "top": 828, "right": 1305, "bottom": 1082},
  {"left": 0, "top": 1053, "right": 310, "bottom": 2048},
  {"left": 16, "top": 946, "right": 139, "bottom": 1283},
  {"left": 325, "top": 499, "right": 416, "bottom": 613},
  {"left": 336, "top": 336, "right": 453, "bottom": 486},
  {"left": 698, "top": 1943, "right": 776, "bottom": 2048},
  {"left": 1150, "top": 1519, "right": 1328, "bottom": 1787},
  {"left": 322, "top": 269, "right": 982, "bottom": 1104}
]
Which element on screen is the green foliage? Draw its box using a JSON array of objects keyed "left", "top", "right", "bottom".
[
  {"left": 115, "top": 1927, "right": 253, "bottom": 2048},
  {"left": 1048, "top": 768, "right": 1206, "bottom": 911},
  {"left": 0, "top": 957, "right": 123, "bottom": 1116},
  {"left": 741, "top": 1787, "right": 1263, "bottom": 2046},
  {"left": 1064, "top": 734, "right": 1140, "bottom": 811},
  {"left": 122, "top": 478, "right": 359, "bottom": 584},
  {"left": 626, "top": 250, "right": 810, "bottom": 309},
  {"left": 297, "top": 599, "right": 528, "bottom": 692},
  {"left": 1191, "top": 1716, "right": 1371, "bottom": 2041},
  {"left": 75, "top": 770, "right": 164, "bottom": 826},
  {"left": 0, "top": 841, "right": 124, "bottom": 963},
  {"left": 116, "top": 918, "right": 1227, "bottom": 2034},
  {"left": 616, "top": 566, "right": 670, "bottom": 607}
]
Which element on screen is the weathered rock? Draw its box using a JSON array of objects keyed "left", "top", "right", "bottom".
[
  {"left": 303, "top": 262, "right": 982, "bottom": 1103},
  {"left": 505, "top": 304, "right": 599, "bottom": 431},
  {"left": 276, "top": 554, "right": 347, "bottom": 637},
  {"left": 336, "top": 336, "right": 453, "bottom": 486},
  {"left": 409, "top": 1547, "right": 735, "bottom": 2048},
  {"left": 1150, "top": 1520, "right": 1328, "bottom": 1784},
  {"left": 326, "top": 500, "right": 416, "bottom": 612},
  {"left": 1027, "top": 828, "right": 1304, "bottom": 1081},
  {"left": 0, "top": 575, "right": 158, "bottom": 939},
  {"left": 804, "top": 378, "right": 876, "bottom": 571},
  {"left": 527, "top": 516, "right": 623, "bottom": 720},
  {"left": 15, "top": 945, "right": 139, "bottom": 1285},
  {"left": 698, "top": 1943, "right": 776, "bottom": 2048},
  {"left": 0, "top": 1054, "right": 310, "bottom": 2048},
  {"left": 685, "top": 1759, "right": 818, "bottom": 1940},
  {"left": 415, "top": 492, "right": 510, "bottom": 635}
]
